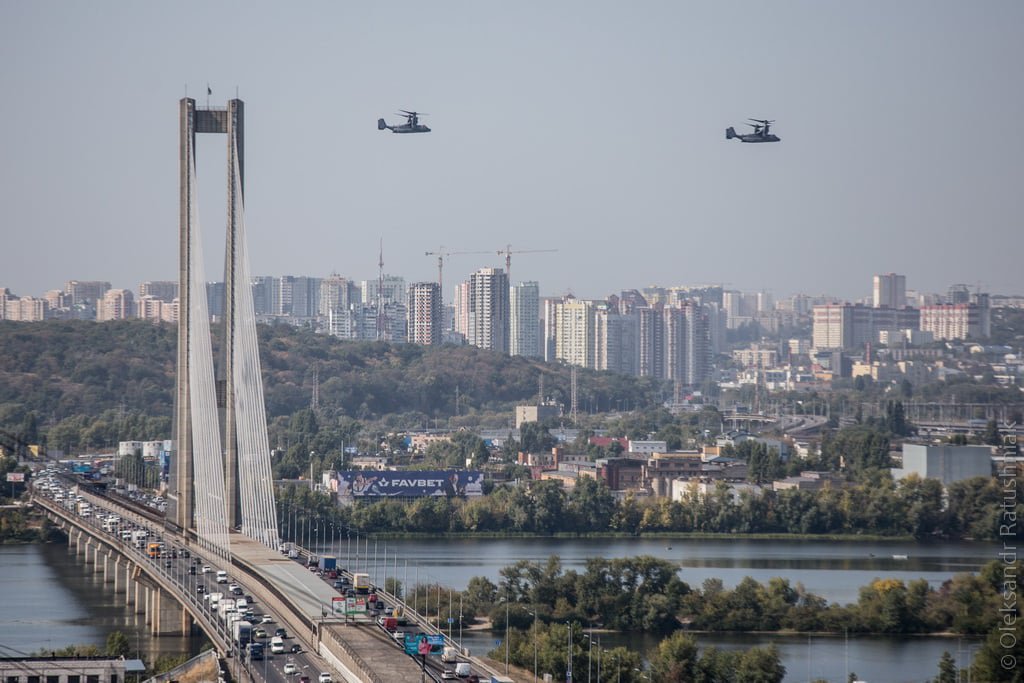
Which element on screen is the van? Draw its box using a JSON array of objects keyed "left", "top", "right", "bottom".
[
  {"left": 454, "top": 662, "right": 471, "bottom": 678},
  {"left": 270, "top": 636, "right": 285, "bottom": 654},
  {"left": 216, "top": 570, "right": 229, "bottom": 584}
]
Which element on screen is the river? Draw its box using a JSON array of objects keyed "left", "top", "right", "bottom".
[
  {"left": 312, "top": 535, "right": 996, "bottom": 682},
  {"left": 2, "top": 536, "right": 996, "bottom": 682},
  {"left": 0, "top": 543, "right": 205, "bottom": 659}
]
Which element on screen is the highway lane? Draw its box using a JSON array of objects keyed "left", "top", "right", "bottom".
[{"left": 30, "top": 472, "right": 337, "bottom": 683}]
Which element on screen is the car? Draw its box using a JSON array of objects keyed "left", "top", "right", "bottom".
[
  {"left": 261, "top": 615, "right": 273, "bottom": 624},
  {"left": 283, "top": 663, "right": 297, "bottom": 675},
  {"left": 164, "top": 558, "right": 172, "bottom": 567},
  {"left": 442, "top": 671, "right": 457, "bottom": 680},
  {"left": 289, "top": 644, "right": 302, "bottom": 654},
  {"left": 202, "top": 565, "right": 212, "bottom": 574},
  {"left": 216, "top": 570, "right": 229, "bottom": 584},
  {"left": 275, "top": 627, "right": 287, "bottom": 638},
  {"left": 253, "top": 627, "right": 268, "bottom": 639},
  {"left": 318, "top": 674, "right": 332, "bottom": 683},
  {"left": 299, "top": 677, "right": 310, "bottom": 683},
  {"left": 196, "top": 584, "right": 206, "bottom": 594}
]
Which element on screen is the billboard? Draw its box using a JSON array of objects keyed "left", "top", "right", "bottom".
[
  {"left": 331, "top": 470, "right": 484, "bottom": 499},
  {"left": 6, "top": 472, "right": 25, "bottom": 483},
  {"left": 403, "top": 633, "right": 445, "bottom": 656}
]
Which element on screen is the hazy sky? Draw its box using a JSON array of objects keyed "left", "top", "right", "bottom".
[{"left": 2, "top": 1, "right": 1022, "bottom": 302}]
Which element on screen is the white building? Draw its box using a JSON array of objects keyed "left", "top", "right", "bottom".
[
  {"left": 510, "top": 281, "right": 541, "bottom": 358},
  {"left": 892, "top": 444, "right": 992, "bottom": 486}
]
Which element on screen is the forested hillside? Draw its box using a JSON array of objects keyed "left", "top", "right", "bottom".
[{"left": 0, "top": 320, "right": 664, "bottom": 450}]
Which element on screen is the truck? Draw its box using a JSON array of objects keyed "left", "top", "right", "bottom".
[
  {"left": 353, "top": 572, "right": 371, "bottom": 594},
  {"left": 132, "top": 529, "right": 148, "bottom": 548},
  {"left": 247, "top": 642, "right": 264, "bottom": 660},
  {"left": 441, "top": 646, "right": 458, "bottom": 663},
  {"left": 232, "top": 620, "right": 252, "bottom": 647},
  {"left": 489, "top": 677, "right": 514, "bottom": 683},
  {"left": 319, "top": 556, "right": 337, "bottom": 572}
]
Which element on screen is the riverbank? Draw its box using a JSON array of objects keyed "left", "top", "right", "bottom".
[{"left": 364, "top": 530, "right": 922, "bottom": 542}]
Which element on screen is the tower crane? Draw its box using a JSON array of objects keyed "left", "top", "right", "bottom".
[
  {"left": 424, "top": 247, "right": 490, "bottom": 292},
  {"left": 496, "top": 244, "right": 558, "bottom": 282}
]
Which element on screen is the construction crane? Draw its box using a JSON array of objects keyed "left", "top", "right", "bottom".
[
  {"left": 496, "top": 244, "right": 558, "bottom": 282},
  {"left": 424, "top": 247, "right": 490, "bottom": 291}
]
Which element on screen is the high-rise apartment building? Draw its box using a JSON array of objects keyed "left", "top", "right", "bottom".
[
  {"left": 467, "top": 267, "right": 509, "bottom": 352},
  {"left": 319, "top": 275, "right": 359, "bottom": 318},
  {"left": 206, "top": 282, "right": 225, "bottom": 318},
  {"left": 920, "top": 303, "right": 990, "bottom": 340},
  {"left": 408, "top": 282, "right": 443, "bottom": 345},
  {"left": 638, "top": 306, "right": 666, "bottom": 379},
  {"left": 63, "top": 280, "right": 110, "bottom": 318},
  {"left": 361, "top": 275, "right": 407, "bottom": 307},
  {"left": 139, "top": 281, "right": 179, "bottom": 302},
  {"left": 287, "top": 276, "right": 321, "bottom": 318},
  {"left": 0, "top": 290, "right": 49, "bottom": 321},
  {"left": 97, "top": 289, "right": 135, "bottom": 321},
  {"left": 873, "top": 273, "right": 906, "bottom": 308},
  {"left": 812, "top": 303, "right": 920, "bottom": 349},
  {"left": 595, "top": 305, "right": 638, "bottom": 376},
  {"left": 64, "top": 280, "right": 111, "bottom": 307},
  {"left": 510, "top": 281, "right": 541, "bottom": 358},
  {"left": 453, "top": 281, "right": 471, "bottom": 339},
  {"left": 554, "top": 297, "right": 596, "bottom": 368},
  {"left": 251, "top": 276, "right": 277, "bottom": 315}
]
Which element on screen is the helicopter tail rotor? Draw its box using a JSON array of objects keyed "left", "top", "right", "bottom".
[
  {"left": 726, "top": 126, "right": 737, "bottom": 140},
  {"left": 377, "top": 118, "right": 388, "bottom": 131}
]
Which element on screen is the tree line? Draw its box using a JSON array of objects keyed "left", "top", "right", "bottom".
[{"left": 279, "top": 469, "right": 1016, "bottom": 542}]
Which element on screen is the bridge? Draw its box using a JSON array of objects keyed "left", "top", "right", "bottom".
[{"left": 25, "top": 98, "right": 509, "bottom": 683}]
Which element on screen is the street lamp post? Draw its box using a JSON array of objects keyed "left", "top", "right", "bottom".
[
  {"left": 566, "top": 622, "right": 572, "bottom": 683},
  {"left": 505, "top": 594, "right": 510, "bottom": 675},
  {"left": 528, "top": 610, "right": 538, "bottom": 683}
]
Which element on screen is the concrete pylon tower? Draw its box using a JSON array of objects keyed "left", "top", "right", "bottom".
[{"left": 170, "top": 97, "right": 244, "bottom": 533}]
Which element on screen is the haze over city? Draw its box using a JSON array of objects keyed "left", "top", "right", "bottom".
[{"left": 2, "top": 1, "right": 1022, "bottom": 300}]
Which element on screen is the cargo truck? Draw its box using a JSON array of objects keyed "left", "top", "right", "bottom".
[
  {"left": 319, "top": 556, "right": 337, "bottom": 572},
  {"left": 353, "top": 573, "right": 371, "bottom": 594},
  {"left": 232, "top": 621, "right": 252, "bottom": 647}
]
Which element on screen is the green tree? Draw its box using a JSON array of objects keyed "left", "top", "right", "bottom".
[
  {"left": 734, "top": 645, "right": 786, "bottom": 683},
  {"left": 105, "top": 630, "right": 131, "bottom": 658},
  {"left": 932, "top": 651, "right": 958, "bottom": 683},
  {"left": 649, "top": 631, "right": 699, "bottom": 682}
]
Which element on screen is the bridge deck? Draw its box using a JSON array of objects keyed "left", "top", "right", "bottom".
[{"left": 230, "top": 534, "right": 336, "bottom": 620}]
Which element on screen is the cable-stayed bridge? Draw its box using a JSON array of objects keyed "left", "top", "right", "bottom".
[{"left": 26, "top": 99, "right": 506, "bottom": 683}]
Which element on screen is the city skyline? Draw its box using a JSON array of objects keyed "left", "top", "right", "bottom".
[{"left": 2, "top": 2, "right": 1022, "bottom": 299}]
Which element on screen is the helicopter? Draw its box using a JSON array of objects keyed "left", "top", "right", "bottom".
[
  {"left": 726, "top": 118, "right": 780, "bottom": 143},
  {"left": 377, "top": 110, "right": 431, "bottom": 134}
]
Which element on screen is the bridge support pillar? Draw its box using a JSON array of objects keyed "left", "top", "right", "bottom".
[
  {"left": 103, "top": 551, "right": 114, "bottom": 584},
  {"left": 149, "top": 588, "right": 189, "bottom": 636},
  {"left": 134, "top": 581, "right": 145, "bottom": 614},
  {"left": 113, "top": 556, "right": 123, "bottom": 592}
]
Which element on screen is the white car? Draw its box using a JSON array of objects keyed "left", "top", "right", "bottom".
[
  {"left": 283, "top": 662, "right": 297, "bottom": 675},
  {"left": 202, "top": 565, "right": 212, "bottom": 574},
  {"left": 216, "top": 570, "right": 229, "bottom": 583},
  {"left": 318, "top": 674, "right": 332, "bottom": 683}
]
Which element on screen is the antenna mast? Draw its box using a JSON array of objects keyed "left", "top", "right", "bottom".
[{"left": 376, "top": 238, "right": 387, "bottom": 341}]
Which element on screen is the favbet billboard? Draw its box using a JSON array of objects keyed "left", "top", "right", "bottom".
[{"left": 333, "top": 470, "right": 484, "bottom": 499}]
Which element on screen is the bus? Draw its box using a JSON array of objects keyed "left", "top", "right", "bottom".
[{"left": 147, "top": 542, "right": 163, "bottom": 558}]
